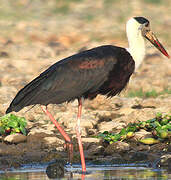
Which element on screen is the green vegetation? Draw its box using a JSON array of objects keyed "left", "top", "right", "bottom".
[
  {"left": 98, "top": 112, "right": 171, "bottom": 144},
  {"left": 0, "top": 114, "right": 27, "bottom": 136},
  {"left": 127, "top": 88, "right": 171, "bottom": 98},
  {"left": 53, "top": 0, "right": 84, "bottom": 14},
  {"left": 52, "top": 3, "right": 70, "bottom": 14},
  {"left": 103, "top": 0, "right": 119, "bottom": 7},
  {"left": 143, "top": 0, "right": 162, "bottom": 4},
  {"left": 82, "top": 14, "right": 95, "bottom": 22}
]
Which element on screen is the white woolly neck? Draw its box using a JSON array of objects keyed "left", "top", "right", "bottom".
[{"left": 126, "top": 18, "right": 146, "bottom": 71}]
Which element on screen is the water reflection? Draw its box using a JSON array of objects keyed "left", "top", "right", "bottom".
[{"left": 0, "top": 163, "right": 170, "bottom": 180}]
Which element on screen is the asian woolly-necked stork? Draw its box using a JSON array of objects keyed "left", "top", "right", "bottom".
[{"left": 6, "top": 17, "right": 170, "bottom": 172}]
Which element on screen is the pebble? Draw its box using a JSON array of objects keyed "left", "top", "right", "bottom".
[
  {"left": 159, "top": 154, "right": 171, "bottom": 167},
  {"left": 133, "top": 129, "right": 153, "bottom": 140},
  {"left": 104, "top": 141, "right": 130, "bottom": 155},
  {"left": 4, "top": 134, "right": 27, "bottom": 143}
]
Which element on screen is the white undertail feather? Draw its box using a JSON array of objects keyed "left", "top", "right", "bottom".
[{"left": 126, "top": 18, "right": 146, "bottom": 71}]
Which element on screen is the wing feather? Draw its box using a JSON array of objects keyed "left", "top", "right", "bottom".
[{"left": 6, "top": 45, "right": 131, "bottom": 113}]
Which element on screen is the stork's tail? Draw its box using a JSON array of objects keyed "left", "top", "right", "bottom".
[
  {"left": 6, "top": 105, "right": 16, "bottom": 114},
  {"left": 6, "top": 89, "right": 40, "bottom": 114},
  {"left": 6, "top": 74, "right": 47, "bottom": 114}
]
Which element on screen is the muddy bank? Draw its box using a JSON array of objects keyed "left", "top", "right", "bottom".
[{"left": 0, "top": 96, "right": 170, "bottom": 170}]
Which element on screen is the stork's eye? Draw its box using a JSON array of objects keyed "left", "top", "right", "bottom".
[
  {"left": 144, "top": 28, "right": 150, "bottom": 33},
  {"left": 141, "top": 27, "right": 150, "bottom": 37},
  {"left": 144, "top": 22, "right": 149, "bottom": 27}
]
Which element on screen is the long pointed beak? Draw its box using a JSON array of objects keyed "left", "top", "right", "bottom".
[{"left": 145, "top": 31, "right": 170, "bottom": 58}]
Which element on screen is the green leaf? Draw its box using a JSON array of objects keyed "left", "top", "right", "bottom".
[
  {"left": 7, "top": 120, "right": 18, "bottom": 128},
  {"left": 139, "top": 121, "right": 146, "bottom": 128},
  {"left": 126, "top": 131, "right": 134, "bottom": 138},
  {"left": 161, "top": 124, "right": 171, "bottom": 130},
  {"left": 158, "top": 130, "right": 168, "bottom": 139},
  {"left": 10, "top": 114, "right": 18, "bottom": 121},
  {"left": 156, "top": 112, "right": 162, "bottom": 118},
  {"left": 126, "top": 126, "right": 137, "bottom": 132},
  {"left": 0, "top": 114, "right": 27, "bottom": 135},
  {"left": 103, "top": 131, "right": 109, "bottom": 134},
  {"left": 160, "top": 118, "right": 169, "bottom": 126},
  {"left": 120, "top": 128, "right": 127, "bottom": 135},
  {"left": 139, "top": 138, "right": 160, "bottom": 144},
  {"left": 156, "top": 126, "right": 162, "bottom": 132},
  {"left": 0, "top": 126, "right": 5, "bottom": 134},
  {"left": 97, "top": 112, "right": 171, "bottom": 144},
  {"left": 20, "top": 125, "right": 26, "bottom": 135},
  {"left": 154, "top": 121, "right": 161, "bottom": 127},
  {"left": 14, "top": 127, "right": 20, "bottom": 133}
]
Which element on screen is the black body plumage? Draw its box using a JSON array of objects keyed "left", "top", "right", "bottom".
[{"left": 6, "top": 45, "right": 135, "bottom": 114}]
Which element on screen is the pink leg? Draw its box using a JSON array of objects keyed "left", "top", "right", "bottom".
[
  {"left": 76, "top": 98, "right": 86, "bottom": 173},
  {"left": 41, "top": 106, "right": 73, "bottom": 163}
]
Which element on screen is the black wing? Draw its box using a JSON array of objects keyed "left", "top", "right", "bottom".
[{"left": 6, "top": 45, "right": 134, "bottom": 113}]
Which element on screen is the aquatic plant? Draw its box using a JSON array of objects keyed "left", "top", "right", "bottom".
[
  {"left": 0, "top": 114, "right": 27, "bottom": 135},
  {"left": 98, "top": 112, "right": 171, "bottom": 144}
]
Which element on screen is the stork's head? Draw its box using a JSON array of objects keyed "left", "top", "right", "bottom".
[{"left": 132, "top": 17, "right": 170, "bottom": 58}]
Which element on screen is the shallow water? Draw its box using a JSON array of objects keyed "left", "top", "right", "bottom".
[{"left": 0, "top": 163, "right": 170, "bottom": 180}]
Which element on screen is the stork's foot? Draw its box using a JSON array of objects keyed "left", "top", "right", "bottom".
[{"left": 64, "top": 141, "right": 73, "bottom": 164}]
